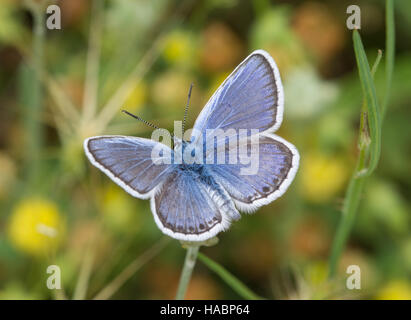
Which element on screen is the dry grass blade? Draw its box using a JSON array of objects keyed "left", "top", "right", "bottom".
[
  {"left": 96, "top": 37, "right": 166, "bottom": 131},
  {"left": 81, "top": 0, "right": 104, "bottom": 125},
  {"left": 93, "top": 237, "right": 170, "bottom": 300},
  {"left": 96, "top": 0, "right": 195, "bottom": 131}
]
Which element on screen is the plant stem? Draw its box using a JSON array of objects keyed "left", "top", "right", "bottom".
[
  {"left": 175, "top": 245, "right": 200, "bottom": 300},
  {"left": 328, "top": 31, "right": 390, "bottom": 278},
  {"left": 81, "top": 0, "right": 103, "bottom": 126},
  {"left": 23, "top": 1, "right": 45, "bottom": 187},
  {"left": 382, "top": 0, "right": 395, "bottom": 119},
  {"left": 328, "top": 146, "right": 368, "bottom": 277},
  {"left": 198, "top": 252, "right": 262, "bottom": 300}
]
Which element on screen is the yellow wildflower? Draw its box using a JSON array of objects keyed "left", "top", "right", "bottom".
[
  {"left": 163, "top": 30, "right": 197, "bottom": 67},
  {"left": 8, "top": 198, "right": 64, "bottom": 256}
]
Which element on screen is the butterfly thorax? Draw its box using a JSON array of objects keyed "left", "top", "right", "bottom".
[{"left": 176, "top": 142, "right": 226, "bottom": 199}]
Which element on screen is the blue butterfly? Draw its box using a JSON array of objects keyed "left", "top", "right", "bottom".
[{"left": 84, "top": 50, "right": 299, "bottom": 242}]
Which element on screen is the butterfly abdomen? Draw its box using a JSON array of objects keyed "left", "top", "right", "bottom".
[
  {"left": 198, "top": 166, "right": 241, "bottom": 223},
  {"left": 208, "top": 185, "right": 241, "bottom": 223}
]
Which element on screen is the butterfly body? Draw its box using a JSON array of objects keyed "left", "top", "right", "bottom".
[{"left": 84, "top": 50, "right": 300, "bottom": 241}]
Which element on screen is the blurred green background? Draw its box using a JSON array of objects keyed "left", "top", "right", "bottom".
[{"left": 0, "top": 0, "right": 410, "bottom": 300}]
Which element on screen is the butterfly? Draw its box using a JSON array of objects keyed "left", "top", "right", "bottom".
[{"left": 84, "top": 50, "right": 299, "bottom": 242}]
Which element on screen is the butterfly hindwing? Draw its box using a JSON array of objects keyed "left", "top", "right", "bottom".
[
  {"left": 207, "top": 133, "right": 299, "bottom": 212},
  {"left": 151, "top": 167, "right": 238, "bottom": 241}
]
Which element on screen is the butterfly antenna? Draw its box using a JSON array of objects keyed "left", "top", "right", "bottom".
[
  {"left": 182, "top": 82, "right": 194, "bottom": 136},
  {"left": 121, "top": 110, "right": 160, "bottom": 130},
  {"left": 121, "top": 110, "right": 175, "bottom": 140}
]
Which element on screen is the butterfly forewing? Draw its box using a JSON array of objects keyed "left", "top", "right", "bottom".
[
  {"left": 192, "top": 50, "right": 283, "bottom": 141},
  {"left": 85, "top": 136, "right": 173, "bottom": 198}
]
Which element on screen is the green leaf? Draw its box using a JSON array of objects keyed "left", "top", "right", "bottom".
[
  {"left": 328, "top": 0, "right": 396, "bottom": 278},
  {"left": 353, "top": 30, "right": 381, "bottom": 176},
  {"left": 197, "top": 253, "right": 263, "bottom": 300}
]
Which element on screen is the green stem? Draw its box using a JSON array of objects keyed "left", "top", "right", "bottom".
[
  {"left": 328, "top": 3, "right": 394, "bottom": 275},
  {"left": 175, "top": 245, "right": 200, "bottom": 300},
  {"left": 382, "top": 0, "right": 395, "bottom": 119},
  {"left": 24, "top": 1, "right": 45, "bottom": 187},
  {"left": 198, "top": 252, "right": 262, "bottom": 300},
  {"left": 81, "top": 0, "right": 104, "bottom": 126},
  {"left": 328, "top": 44, "right": 383, "bottom": 278},
  {"left": 328, "top": 147, "right": 368, "bottom": 277}
]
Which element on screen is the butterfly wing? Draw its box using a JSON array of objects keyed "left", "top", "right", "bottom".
[
  {"left": 208, "top": 133, "right": 299, "bottom": 212},
  {"left": 151, "top": 168, "right": 239, "bottom": 241},
  {"left": 190, "top": 50, "right": 299, "bottom": 212},
  {"left": 84, "top": 136, "right": 173, "bottom": 199},
  {"left": 192, "top": 50, "right": 283, "bottom": 141}
]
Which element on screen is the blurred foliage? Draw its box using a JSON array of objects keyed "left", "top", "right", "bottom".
[{"left": 0, "top": 0, "right": 410, "bottom": 300}]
